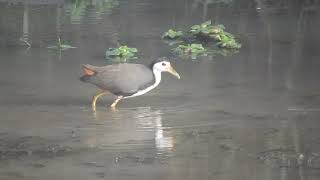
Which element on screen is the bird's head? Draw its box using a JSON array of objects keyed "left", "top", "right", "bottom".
[{"left": 151, "top": 58, "right": 181, "bottom": 79}]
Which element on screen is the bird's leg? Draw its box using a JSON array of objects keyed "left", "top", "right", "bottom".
[
  {"left": 92, "top": 91, "right": 108, "bottom": 112},
  {"left": 110, "top": 96, "right": 123, "bottom": 109}
]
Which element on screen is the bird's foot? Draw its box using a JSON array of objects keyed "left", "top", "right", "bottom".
[{"left": 110, "top": 96, "right": 123, "bottom": 109}]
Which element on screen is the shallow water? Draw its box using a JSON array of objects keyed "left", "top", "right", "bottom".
[{"left": 1, "top": 0, "right": 320, "bottom": 179}]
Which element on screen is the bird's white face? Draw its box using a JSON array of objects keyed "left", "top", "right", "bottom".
[
  {"left": 153, "top": 61, "right": 181, "bottom": 79},
  {"left": 153, "top": 61, "right": 170, "bottom": 72}
]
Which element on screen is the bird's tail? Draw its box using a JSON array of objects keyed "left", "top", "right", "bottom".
[{"left": 80, "top": 64, "right": 96, "bottom": 82}]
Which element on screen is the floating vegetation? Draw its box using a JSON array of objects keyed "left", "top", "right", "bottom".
[
  {"left": 173, "top": 44, "right": 207, "bottom": 59},
  {"left": 190, "top": 21, "right": 225, "bottom": 37},
  {"left": 161, "top": 20, "right": 241, "bottom": 60},
  {"left": 47, "top": 38, "right": 77, "bottom": 51},
  {"left": 105, "top": 45, "right": 138, "bottom": 60},
  {"left": 162, "top": 29, "right": 183, "bottom": 39},
  {"left": 215, "top": 32, "right": 242, "bottom": 49},
  {"left": 190, "top": 21, "right": 241, "bottom": 49}
]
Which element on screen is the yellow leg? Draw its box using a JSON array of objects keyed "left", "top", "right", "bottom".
[
  {"left": 110, "top": 96, "right": 123, "bottom": 109},
  {"left": 92, "top": 91, "right": 108, "bottom": 112}
]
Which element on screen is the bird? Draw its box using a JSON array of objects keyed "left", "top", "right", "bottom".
[{"left": 80, "top": 58, "right": 180, "bottom": 111}]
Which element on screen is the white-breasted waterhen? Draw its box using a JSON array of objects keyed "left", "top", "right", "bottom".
[{"left": 80, "top": 58, "right": 180, "bottom": 111}]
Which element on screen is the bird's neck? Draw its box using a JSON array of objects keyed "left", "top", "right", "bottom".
[{"left": 152, "top": 67, "right": 162, "bottom": 87}]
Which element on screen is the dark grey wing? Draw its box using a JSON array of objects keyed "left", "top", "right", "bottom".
[{"left": 90, "top": 64, "right": 155, "bottom": 96}]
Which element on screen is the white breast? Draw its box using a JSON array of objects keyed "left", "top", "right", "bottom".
[{"left": 124, "top": 69, "right": 162, "bottom": 98}]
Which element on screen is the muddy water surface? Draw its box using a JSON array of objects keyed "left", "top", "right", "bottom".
[{"left": 1, "top": 0, "right": 320, "bottom": 180}]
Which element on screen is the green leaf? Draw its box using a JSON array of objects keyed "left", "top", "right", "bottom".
[
  {"left": 216, "top": 36, "right": 241, "bottom": 49},
  {"left": 215, "top": 24, "right": 225, "bottom": 30},
  {"left": 173, "top": 43, "right": 207, "bottom": 59},
  {"left": 162, "top": 29, "right": 183, "bottom": 39},
  {"left": 191, "top": 25, "right": 201, "bottom": 30},
  {"left": 201, "top": 29, "right": 211, "bottom": 34},
  {"left": 202, "top": 20, "right": 212, "bottom": 26},
  {"left": 105, "top": 45, "right": 138, "bottom": 59},
  {"left": 47, "top": 43, "right": 77, "bottom": 51},
  {"left": 106, "top": 48, "right": 120, "bottom": 56},
  {"left": 60, "top": 44, "right": 77, "bottom": 50},
  {"left": 129, "top": 48, "right": 138, "bottom": 52}
]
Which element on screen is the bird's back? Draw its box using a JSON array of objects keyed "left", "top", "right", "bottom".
[{"left": 81, "top": 63, "right": 155, "bottom": 96}]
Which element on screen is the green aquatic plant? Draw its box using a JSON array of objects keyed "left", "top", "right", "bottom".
[
  {"left": 161, "top": 21, "right": 242, "bottom": 58},
  {"left": 162, "top": 29, "right": 185, "bottom": 46},
  {"left": 190, "top": 21, "right": 225, "bottom": 37},
  {"left": 190, "top": 21, "right": 241, "bottom": 49},
  {"left": 47, "top": 37, "right": 77, "bottom": 50},
  {"left": 215, "top": 32, "right": 241, "bottom": 49},
  {"left": 174, "top": 44, "right": 207, "bottom": 59},
  {"left": 105, "top": 45, "right": 138, "bottom": 59},
  {"left": 162, "top": 29, "right": 183, "bottom": 39}
]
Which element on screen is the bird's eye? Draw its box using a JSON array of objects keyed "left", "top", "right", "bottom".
[{"left": 162, "top": 63, "right": 166, "bottom": 66}]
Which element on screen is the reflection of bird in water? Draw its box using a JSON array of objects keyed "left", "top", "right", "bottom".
[
  {"left": 80, "top": 58, "right": 180, "bottom": 111},
  {"left": 83, "top": 107, "right": 175, "bottom": 152},
  {"left": 155, "top": 116, "right": 175, "bottom": 151}
]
